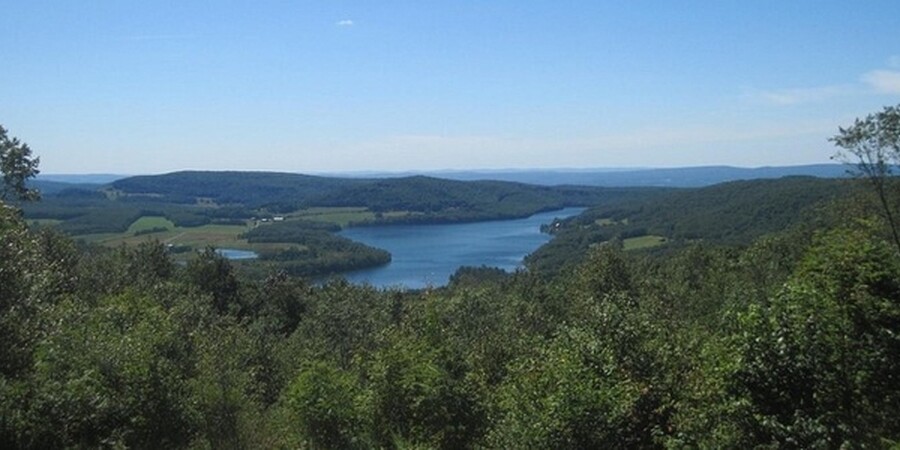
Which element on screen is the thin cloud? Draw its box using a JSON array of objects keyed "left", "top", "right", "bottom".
[
  {"left": 348, "top": 121, "right": 834, "bottom": 169},
  {"left": 861, "top": 70, "right": 900, "bottom": 94},
  {"left": 746, "top": 59, "right": 900, "bottom": 106},
  {"left": 336, "top": 19, "right": 354, "bottom": 27},
  {"left": 744, "top": 85, "right": 853, "bottom": 106}
]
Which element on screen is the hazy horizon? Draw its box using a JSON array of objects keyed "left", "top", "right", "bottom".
[
  {"left": 3, "top": 2, "right": 899, "bottom": 173},
  {"left": 36, "top": 162, "right": 850, "bottom": 178}
]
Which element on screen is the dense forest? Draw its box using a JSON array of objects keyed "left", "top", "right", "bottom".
[
  {"left": 2, "top": 106, "right": 900, "bottom": 448},
  {"left": 526, "top": 176, "right": 853, "bottom": 274},
  {"left": 4, "top": 185, "right": 900, "bottom": 448}
]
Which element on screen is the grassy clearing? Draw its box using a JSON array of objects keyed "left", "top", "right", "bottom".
[
  {"left": 595, "top": 217, "right": 630, "bottom": 226},
  {"left": 287, "top": 206, "right": 410, "bottom": 227},
  {"left": 75, "top": 209, "right": 413, "bottom": 257},
  {"left": 79, "top": 217, "right": 308, "bottom": 258},
  {"left": 83, "top": 222, "right": 250, "bottom": 249},
  {"left": 381, "top": 211, "right": 411, "bottom": 219},
  {"left": 287, "top": 207, "right": 373, "bottom": 226},
  {"left": 126, "top": 216, "right": 176, "bottom": 234},
  {"left": 159, "top": 224, "right": 251, "bottom": 248},
  {"left": 623, "top": 235, "right": 667, "bottom": 250}
]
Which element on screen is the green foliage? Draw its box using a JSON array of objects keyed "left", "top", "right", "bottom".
[
  {"left": 448, "top": 265, "right": 510, "bottom": 288},
  {"left": 489, "top": 326, "right": 662, "bottom": 449},
  {"left": 72, "top": 241, "right": 176, "bottom": 300},
  {"left": 733, "top": 226, "right": 900, "bottom": 447},
  {"left": 285, "top": 361, "right": 367, "bottom": 449},
  {"left": 530, "top": 176, "right": 851, "bottom": 275},
  {"left": 831, "top": 103, "right": 900, "bottom": 251},
  {"left": 0, "top": 205, "right": 79, "bottom": 380},
  {"left": 368, "top": 330, "right": 487, "bottom": 449},
  {"left": 289, "top": 280, "right": 389, "bottom": 368},
  {"left": 0, "top": 125, "right": 40, "bottom": 202},
  {"left": 185, "top": 248, "right": 241, "bottom": 315},
  {"left": 253, "top": 271, "right": 311, "bottom": 335},
  {"left": 189, "top": 319, "right": 269, "bottom": 449},
  {"left": 56, "top": 205, "right": 145, "bottom": 234},
  {"left": 22, "top": 293, "right": 196, "bottom": 448}
]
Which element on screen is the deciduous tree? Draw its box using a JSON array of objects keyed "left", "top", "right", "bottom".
[
  {"left": 0, "top": 125, "right": 40, "bottom": 202},
  {"left": 831, "top": 104, "right": 900, "bottom": 251}
]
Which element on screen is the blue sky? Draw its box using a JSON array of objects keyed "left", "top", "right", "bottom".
[{"left": 2, "top": 1, "right": 899, "bottom": 174}]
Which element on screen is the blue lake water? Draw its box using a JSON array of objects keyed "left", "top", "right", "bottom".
[
  {"left": 337, "top": 207, "right": 585, "bottom": 289},
  {"left": 216, "top": 248, "right": 259, "bottom": 260}
]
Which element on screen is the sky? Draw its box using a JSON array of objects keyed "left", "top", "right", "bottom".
[{"left": 2, "top": 1, "right": 900, "bottom": 174}]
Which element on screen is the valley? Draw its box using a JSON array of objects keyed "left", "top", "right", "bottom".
[
  {"left": 5, "top": 2, "right": 900, "bottom": 446},
  {"left": 21, "top": 169, "right": 857, "bottom": 287}
]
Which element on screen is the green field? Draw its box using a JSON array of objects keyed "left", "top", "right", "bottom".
[
  {"left": 287, "top": 207, "right": 373, "bottom": 226},
  {"left": 76, "top": 209, "right": 408, "bottom": 249},
  {"left": 126, "top": 216, "right": 176, "bottom": 234},
  {"left": 286, "top": 206, "right": 410, "bottom": 227},
  {"left": 83, "top": 218, "right": 249, "bottom": 248},
  {"left": 623, "top": 235, "right": 667, "bottom": 250},
  {"left": 79, "top": 216, "right": 312, "bottom": 258}
]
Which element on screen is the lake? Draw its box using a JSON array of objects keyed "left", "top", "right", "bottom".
[
  {"left": 215, "top": 248, "right": 259, "bottom": 260},
  {"left": 337, "top": 207, "right": 585, "bottom": 289}
]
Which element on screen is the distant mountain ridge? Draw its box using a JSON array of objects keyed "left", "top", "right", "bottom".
[
  {"left": 351, "top": 164, "right": 850, "bottom": 187},
  {"left": 36, "top": 164, "right": 852, "bottom": 196},
  {"left": 30, "top": 174, "right": 128, "bottom": 196},
  {"left": 111, "top": 170, "right": 372, "bottom": 207},
  {"left": 36, "top": 174, "right": 128, "bottom": 184}
]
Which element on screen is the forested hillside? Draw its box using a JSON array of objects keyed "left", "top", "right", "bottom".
[
  {"left": 111, "top": 171, "right": 371, "bottom": 208},
  {"left": 3, "top": 185, "right": 899, "bottom": 448},
  {"left": 109, "top": 171, "right": 623, "bottom": 218},
  {"left": 527, "top": 176, "right": 854, "bottom": 274},
  {"left": 312, "top": 176, "right": 661, "bottom": 224},
  {"left": 26, "top": 172, "right": 652, "bottom": 233}
]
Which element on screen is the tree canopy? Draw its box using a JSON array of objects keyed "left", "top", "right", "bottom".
[
  {"left": 0, "top": 125, "right": 40, "bottom": 202},
  {"left": 831, "top": 104, "right": 900, "bottom": 251}
]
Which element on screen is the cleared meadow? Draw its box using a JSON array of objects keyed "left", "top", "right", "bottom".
[{"left": 623, "top": 235, "right": 667, "bottom": 250}]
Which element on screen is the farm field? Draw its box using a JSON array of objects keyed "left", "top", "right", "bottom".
[
  {"left": 126, "top": 216, "right": 176, "bottom": 233},
  {"left": 72, "top": 209, "right": 401, "bottom": 255},
  {"left": 78, "top": 217, "right": 279, "bottom": 255},
  {"left": 286, "top": 206, "right": 410, "bottom": 226},
  {"left": 623, "top": 234, "right": 667, "bottom": 250}
]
